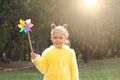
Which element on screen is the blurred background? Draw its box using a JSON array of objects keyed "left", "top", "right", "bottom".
[{"left": 0, "top": 0, "right": 120, "bottom": 63}]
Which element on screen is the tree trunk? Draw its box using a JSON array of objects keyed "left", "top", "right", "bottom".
[
  {"left": 82, "top": 45, "right": 89, "bottom": 63},
  {"left": 34, "top": 34, "right": 40, "bottom": 54}
]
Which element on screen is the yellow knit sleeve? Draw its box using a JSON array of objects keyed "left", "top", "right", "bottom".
[
  {"left": 32, "top": 50, "right": 48, "bottom": 74},
  {"left": 70, "top": 49, "right": 79, "bottom": 80}
]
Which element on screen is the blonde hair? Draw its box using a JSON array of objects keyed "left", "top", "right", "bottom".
[
  {"left": 51, "top": 23, "right": 69, "bottom": 38},
  {"left": 65, "top": 40, "right": 71, "bottom": 47}
]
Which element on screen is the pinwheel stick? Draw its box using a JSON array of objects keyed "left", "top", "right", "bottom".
[{"left": 28, "top": 31, "right": 33, "bottom": 52}]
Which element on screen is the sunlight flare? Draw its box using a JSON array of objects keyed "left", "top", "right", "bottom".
[{"left": 83, "top": 0, "right": 97, "bottom": 7}]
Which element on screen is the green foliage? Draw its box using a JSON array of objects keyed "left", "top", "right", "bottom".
[
  {"left": 0, "top": 0, "right": 120, "bottom": 61},
  {"left": 0, "top": 0, "right": 28, "bottom": 60},
  {"left": 0, "top": 0, "right": 56, "bottom": 60},
  {"left": 77, "top": 53, "right": 82, "bottom": 61}
]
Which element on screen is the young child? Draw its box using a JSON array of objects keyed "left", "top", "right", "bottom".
[{"left": 30, "top": 23, "right": 79, "bottom": 80}]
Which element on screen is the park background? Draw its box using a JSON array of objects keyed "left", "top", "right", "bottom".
[{"left": 0, "top": 0, "right": 120, "bottom": 80}]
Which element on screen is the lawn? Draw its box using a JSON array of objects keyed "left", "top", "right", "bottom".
[
  {"left": 0, "top": 58, "right": 120, "bottom": 80},
  {"left": 79, "top": 58, "right": 120, "bottom": 80}
]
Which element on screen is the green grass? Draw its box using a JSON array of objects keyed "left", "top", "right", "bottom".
[
  {"left": 79, "top": 58, "right": 120, "bottom": 80},
  {"left": 0, "top": 58, "right": 120, "bottom": 80},
  {"left": 0, "top": 68, "right": 44, "bottom": 80}
]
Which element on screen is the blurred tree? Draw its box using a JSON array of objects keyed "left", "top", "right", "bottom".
[
  {"left": 0, "top": 0, "right": 35, "bottom": 61},
  {"left": 0, "top": 0, "right": 120, "bottom": 62}
]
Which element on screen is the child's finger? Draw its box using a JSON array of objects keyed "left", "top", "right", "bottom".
[{"left": 30, "top": 52, "right": 37, "bottom": 59}]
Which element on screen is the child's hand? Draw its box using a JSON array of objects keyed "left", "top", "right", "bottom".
[{"left": 30, "top": 52, "right": 38, "bottom": 59}]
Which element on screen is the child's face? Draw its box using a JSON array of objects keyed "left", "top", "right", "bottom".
[{"left": 51, "top": 31, "right": 67, "bottom": 48}]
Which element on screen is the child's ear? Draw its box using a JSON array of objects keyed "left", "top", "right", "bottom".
[
  {"left": 63, "top": 24, "right": 68, "bottom": 29},
  {"left": 51, "top": 23, "right": 56, "bottom": 29}
]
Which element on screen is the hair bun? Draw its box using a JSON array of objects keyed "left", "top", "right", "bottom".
[
  {"left": 63, "top": 24, "right": 68, "bottom": 29},
  {"left": 51, "top": 23, "right": 56, "bottom": 29}
]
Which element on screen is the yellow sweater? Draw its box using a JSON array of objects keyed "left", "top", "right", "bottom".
[{"left": 32, "top": 45, "right": 79, "bottom": 80}]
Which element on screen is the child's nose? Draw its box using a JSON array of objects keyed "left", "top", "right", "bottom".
[{"left": 56, "top": 38, "right": 60, "bottom": 41}]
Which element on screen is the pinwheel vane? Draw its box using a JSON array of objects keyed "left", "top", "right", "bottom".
[{"left": 18, "top": 19, "right": 34, "bottom": 52}]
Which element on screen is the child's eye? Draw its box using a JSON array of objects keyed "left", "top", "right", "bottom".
[
  {"left": 59, "top": 37, "right": 63, "bottom": 39},
  {"left": 53, "top": 37, "right": 57, "bottom": 39}
]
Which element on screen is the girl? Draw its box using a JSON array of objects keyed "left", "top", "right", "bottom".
[{"left": 30, "top": 23, "right": 79, "bottom": 80}]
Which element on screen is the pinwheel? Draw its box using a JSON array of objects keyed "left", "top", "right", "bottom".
[
  {"left": 18, "top": 19, "right": 33, "bottom": 34},
  {"left": 18, "top": 19, "right": 34, "bottom": 52}
]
